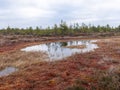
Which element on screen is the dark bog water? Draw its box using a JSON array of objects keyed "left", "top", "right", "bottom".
[
  {"left": 21, "top": 40, "right": 98, "bottom": 60},
  {"left": 0, "top": 67, "right": 18, "bottom": 77}
]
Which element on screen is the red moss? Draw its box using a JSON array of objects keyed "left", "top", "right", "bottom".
[{"left": 0, "top": 37, "right": 120, "bottom": 90}]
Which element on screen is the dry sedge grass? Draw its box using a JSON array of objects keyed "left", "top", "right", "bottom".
[
  {"left": 0, "top": 51, "right": 48, "bottom": 70},
  {"left": 0, "top": 37, "right": 120, "bottom": 90},
  {"left": 65, "top": 45, "right": 86, "bottom": 49}
]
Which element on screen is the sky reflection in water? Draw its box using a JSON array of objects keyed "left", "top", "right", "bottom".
[{"left": 21, "top": 40, "right": 98, "bottom": 60}]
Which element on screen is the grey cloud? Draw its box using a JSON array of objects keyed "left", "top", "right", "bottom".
[{"left": 0, "top": 0, "right": 120, "bottom": 28}]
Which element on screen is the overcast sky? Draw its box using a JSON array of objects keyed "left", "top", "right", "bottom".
[{"left": 0, "top": 0, "right": 120, "bottom": 28}]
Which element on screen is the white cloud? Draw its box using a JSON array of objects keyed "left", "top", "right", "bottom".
[
  {"left": 15, "top": 7, "right": 55, "bottom": 18},
  {"left": 0, "top": 0, "right": 120, "bottom": 28}
]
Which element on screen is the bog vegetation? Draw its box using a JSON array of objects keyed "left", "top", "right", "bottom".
[
  {"left": 0, "top": 21, "right": 120, "bottom": 90},
  {"left": 0, "top": 20, "right": 120, "bottom": 36}
]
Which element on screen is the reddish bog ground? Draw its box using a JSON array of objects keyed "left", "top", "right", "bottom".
[{"left": 0, "top": 37, "right": 120, "bottom": 90}]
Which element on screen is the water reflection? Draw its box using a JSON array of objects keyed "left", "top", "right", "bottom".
[
  {"left": 0, "top": 67, "right": 18, "bottom": 77},
  {"left": 21, "top": 40, "right": 98, "bottom": 61},
  {"left": 61, "top": 42, "right": 67, "bottom": 46}
]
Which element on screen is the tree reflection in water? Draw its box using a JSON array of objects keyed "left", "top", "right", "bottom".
[{"left": 21, "top": 40, "right": 98, "bottom": 61}]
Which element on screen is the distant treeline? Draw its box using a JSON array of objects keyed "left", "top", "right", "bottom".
[{"left": 0, "top": 21, "right": 120, "bottom": 36}]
